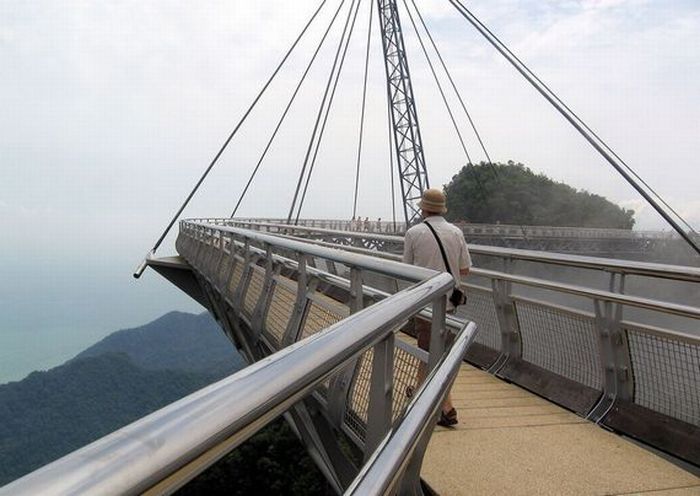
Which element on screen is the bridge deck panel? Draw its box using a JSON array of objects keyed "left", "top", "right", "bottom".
[{"left": 422, "top": 364, "right": 700, "bottom": 495}]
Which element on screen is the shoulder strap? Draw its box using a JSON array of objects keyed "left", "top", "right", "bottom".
[{"left": 423, "top": 221, "right": 453, "bottom": 275}]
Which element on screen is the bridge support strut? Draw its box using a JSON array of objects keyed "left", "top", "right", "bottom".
[{"left": 377, "top": 0, "right": 430, "bottom": 226}]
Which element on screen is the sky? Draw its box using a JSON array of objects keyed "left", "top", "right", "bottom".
[{"left": 1, "top": 0, "right": 699, "bottom": 380}]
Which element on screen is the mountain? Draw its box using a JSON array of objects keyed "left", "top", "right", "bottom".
[
  {"left": 75, "top": 311, "right": 247, "bottom": 374},
  {"left": 0, "top": 311, "right": 246, "bottom": 486}
]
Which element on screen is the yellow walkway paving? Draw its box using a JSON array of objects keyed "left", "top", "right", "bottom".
[{"left": 421, "top": 363, "right": 700, "bottom": 496}]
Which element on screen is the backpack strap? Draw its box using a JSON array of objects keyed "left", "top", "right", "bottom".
[{"left": 423, "top": 221, "right": 453, "bottom": 277}]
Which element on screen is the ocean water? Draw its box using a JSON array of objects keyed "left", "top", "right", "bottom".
[
  {"left": 0, "top": 325, "right": 109, "bottom": 384},
  {"left": 0, "top": 261, "right": 203, "bottom": 385}
]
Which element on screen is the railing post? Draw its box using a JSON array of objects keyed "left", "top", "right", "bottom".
[
  {"left": 282, "top": 253, "right": 310, "bottom": 346},
  {"left": 428, "top": 295, "right": 447, "bottom": 371},
  {"left": 213, "top": 232, "right": 228, "bottom": 289},
  {"left": 231, "top": 238, "right": 253, "bottom": 315},
  {"left": 328, "top": 268, "right": 364, "bottom": 425},
  {"left": 251, "top": 244, "right": 276, "bottom": 341},
  {"left": 222, "top": 235, "right": 241, "bottom": 302},
  {"left": 364, "top": 333, "right": 395, "bottom": 460},
  {"left": 491, "top": 278, "right": 522, "bottom": 373},
  {"left": 588, "top": 274, "right": 633, "bottom": 421}
]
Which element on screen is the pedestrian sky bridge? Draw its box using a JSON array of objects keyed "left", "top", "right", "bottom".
[
  {"left": 5, "top": 219, "right": 699, "bottom": 495},
  {"left": 4, "top": 0, "right": 700, "bottom": 493}
]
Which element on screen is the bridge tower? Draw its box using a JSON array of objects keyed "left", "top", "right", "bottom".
[{"left": 376, "top": 0, "right": 430, "bottom": 226}]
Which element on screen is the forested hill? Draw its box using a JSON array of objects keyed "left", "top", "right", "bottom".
[
  {"left": 444, "top": 161, "right": 636, "bottom": 228},
  {"left": 0, "top": 311, "right": 245, "bottom": 486},
  {"left": 75, "top": 311, "right": 246, "bottom": 374}
]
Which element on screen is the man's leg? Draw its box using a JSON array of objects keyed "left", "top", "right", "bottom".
[{"left": 415, "top": 317, "right": 455, "bottom": 416}]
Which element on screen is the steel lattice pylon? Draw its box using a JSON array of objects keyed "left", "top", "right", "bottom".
[{"left": 377, "top": 0, "right": 429, "bottom": 227}]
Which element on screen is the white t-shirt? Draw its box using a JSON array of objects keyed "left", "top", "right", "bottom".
[{"left": 403, "top": 216, "right": 472, "bottom": 292}]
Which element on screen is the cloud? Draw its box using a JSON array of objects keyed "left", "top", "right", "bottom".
[{"left": 0, "top": 0, "right": 698, "bottom": 233}]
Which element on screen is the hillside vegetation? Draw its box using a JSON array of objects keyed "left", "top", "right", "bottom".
[
  {"left": 0, "top": 312, "right": 242, "bottom": 485},
  {"left": 0, "top": 311, "right": 331, "bottom": 494},
  {"left": 444, "top": 161, "right": 635, "bottom": 228}
]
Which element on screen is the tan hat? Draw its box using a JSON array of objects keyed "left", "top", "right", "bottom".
[{"left": 418, "top": 188, "right": 447, "bottom": 214}]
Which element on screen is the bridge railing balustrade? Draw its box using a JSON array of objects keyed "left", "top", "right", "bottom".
[
  {"left": 4, "top": 222, "right": 478, "bottom": 495},
  {"left": 175, "top": 220, "right": 480, "bottom": 492},
  {"left": 218, "top": 219, "right": 700, "bottom": 467}
]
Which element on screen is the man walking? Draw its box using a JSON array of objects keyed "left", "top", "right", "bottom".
[{"left": 403, "top": 188, "right": 471, "bottom": 426}]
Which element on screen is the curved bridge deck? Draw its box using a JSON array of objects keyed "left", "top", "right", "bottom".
[{"left": 423, "top": 361, "right": 700, "bottom": 495}]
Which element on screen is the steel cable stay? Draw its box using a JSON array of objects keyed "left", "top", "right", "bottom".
[
  {"left": 447, "top": 0, "right": 700, "bottom": 256},
  {"left": 402, "top": 0, "right": 532, "bottom": 240},
  {"left": 133, "top": 0, "right": 330, "bottom": 278},
  {"left": 293, "top": 0, "right": 365, "bottom": 224},
  {"left": 408, "top": 0, "right": 495, "bottom": 169},
  {"left": 351, "top": 0, "right": 375, "bottom": 220},
  {"left": 403, "top": 0, "right": 528, "bottom": 239},
  {"left": 432, "top": 0, "right": 692, "bottom": 236},
  {"left": 402, "top": 0, "right": 475, "bottom": 166},
  {"left": 287, "top": 0, "right": 361, "bottom": 224},
  {"left": 230, "top": 0, "right": 349, "bottom": 219}
]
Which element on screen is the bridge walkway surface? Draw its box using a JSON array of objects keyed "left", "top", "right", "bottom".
[{"left": 422, "top": 361, "right": 700, "bottom": 495}]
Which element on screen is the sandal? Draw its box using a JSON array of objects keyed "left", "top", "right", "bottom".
[{"left": 437, "top": 408, "right": 458, "bottom": 427}]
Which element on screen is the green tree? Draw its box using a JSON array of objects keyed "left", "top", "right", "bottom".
[{"left": 444, "top": 161, "right": 635, "bottom": 229}]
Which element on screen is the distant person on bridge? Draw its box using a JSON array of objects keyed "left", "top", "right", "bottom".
[{"left": 403, "top": 188, "right": 472, "bottom": 427}]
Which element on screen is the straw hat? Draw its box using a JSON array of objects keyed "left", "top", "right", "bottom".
[{"left": 418, "top": 188, "right": 447, "bottom": 214}]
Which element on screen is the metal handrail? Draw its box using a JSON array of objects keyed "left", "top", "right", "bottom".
[
  {"left": 345, "top": 321, "right": 478, "bottom": 495},
  {"left": 183, "top": 221, "right": 436, "bottom": 283},
  {"left": 219, "top": 219, "right": 700, "bottom": 282},
  {"left": 1, "top": 272, "right": 456, "bottom": 496},
  {"left": 200, "top": 220, "right": 699, "bottom": 321},
  {"left": 238, "top": 217, "right": 681, "bottom": 239}
]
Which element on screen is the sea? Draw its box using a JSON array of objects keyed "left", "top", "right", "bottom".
[{"left": 0, "top": 265, "right": 202, "bottom": 385}]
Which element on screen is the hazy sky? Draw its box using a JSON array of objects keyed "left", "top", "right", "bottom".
[{"left": 1, "top": 0, "right": 698, "bottom": 377}]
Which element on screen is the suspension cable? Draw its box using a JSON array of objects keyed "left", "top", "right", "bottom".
[
  {"left": 293, "top": 0, "right": 364, "bottom": 223},
  {"left": 133, "top": 0, "right": 329, "bottom": 277},
  {"left": 402, "top": 0, "right": 473, "bottom": 164},
  {"left": 287, "top": 0, "right": 359, "bottom": 224},
  {"left": 402, "top": 0, "right": 501, "bottom": 226},
  {"left": 230, "top": 0, "right": 348, "bottom": 218},
  {"left": 448, "top": 0, "right": 700, "bottom": 255},
  {"left": 352, "top": 0, "right": 374, "bottom": 219},
  {"left": 407, "top": 0, "right": 530, "bottom": 240},
  {"left": 408, "top": 0, "right": 494, "bottom": 168}
]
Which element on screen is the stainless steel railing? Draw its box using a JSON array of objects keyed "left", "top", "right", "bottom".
[
  {"left": 346, "top": 325, "right": 475, "bottom": 495},
  {"left": 221, "top": 219, "right": 700, "bottom": 282},
  {"left": 211, "top": 218, "right": 700, "bottom": 467},
  {"left": 2, "top": 223, "right": 478, "bottom": 495},
  {"left": 234, "top": 218, "right": 680, "bottom": 240}
]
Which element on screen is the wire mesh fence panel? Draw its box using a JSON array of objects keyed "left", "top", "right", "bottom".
[
  {"left": 391, "top": 346, "right": 422, "bottom": 423},
  {"left": 345, "top": 348, "right": 373, "bottom": 441},
  {"left": 227, "top": 257, "right": 246, "bottom": 299},
  {"left": 264, "top": 279, "right": 298, "bottom": 348},
  {"left": 242, "top": 266, "right": 266, "bottom": 318},
  {"left": 627, "top": 325, "right": 700, "bottom": 426},
  {"left": 516, "top": 299, "right": 602, "bottom": 390},
  {"left": 458, "top": 287, "right": 500, "bottom": 350},
  {"left": 300, "top": 295, "right": 349, "bottom": 341}
]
